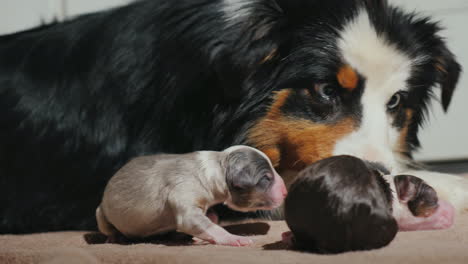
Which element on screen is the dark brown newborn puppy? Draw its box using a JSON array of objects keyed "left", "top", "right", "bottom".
[{"left": 283, "top": 155, "right": 454, "bottom": 254}]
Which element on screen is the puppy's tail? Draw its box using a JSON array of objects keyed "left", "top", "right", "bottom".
[{"left": 96, "top": 206, "right": 118, "bottom": 236}]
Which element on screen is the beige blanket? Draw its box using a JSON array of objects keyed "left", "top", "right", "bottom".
[
  {"left": 2, "top": 216, "right": 468, "bottom": 264},
  {"left": 2, "top": 175, "right": 468, "bottom": 264}
]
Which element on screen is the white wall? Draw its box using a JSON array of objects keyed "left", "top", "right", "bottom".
[
  {"left": 0, "top": 0, "right": 54, "bottom": 34},
  {"left": 0, "top": 0, "right": 134, "bottom": 35},
  {"left": 64, "top": 0, "right": 134, "bottom": 18}
]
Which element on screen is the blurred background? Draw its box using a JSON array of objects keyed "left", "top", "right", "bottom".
[{"left": 0, "top": 0, "right": 466, "bottom": 166}]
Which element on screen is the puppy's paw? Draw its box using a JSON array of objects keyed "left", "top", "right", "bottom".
[
  {"left": 281, "top": 231, "right": 294, "bottom": 245},
  {"left": 195, "top": 224, "right": 253, "bottom": 247}
]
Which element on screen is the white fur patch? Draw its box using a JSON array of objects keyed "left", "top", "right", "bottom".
[
  {"left": 222, "top": 0, "right": 252, "bottom": 22},
  {"left": 332, "top": 10, "right": 426, "bottom": 172},
  {"left": 197, "top": 151, "right": 229, "bottom": 205}
]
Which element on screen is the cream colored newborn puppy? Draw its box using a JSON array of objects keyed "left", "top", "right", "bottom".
[{"left": 96, "top": 146, "right": 287, "bottom": 246}]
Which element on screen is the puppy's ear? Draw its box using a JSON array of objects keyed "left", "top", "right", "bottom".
[
  {"left": 394, "top": 175, "right": 420, "bottom": 202},
  {"left": 434, "top": 46, "right": 462, "bottom": 112},
  {"left": 225, "top": 151, "right": 255, "bottom": 191}
]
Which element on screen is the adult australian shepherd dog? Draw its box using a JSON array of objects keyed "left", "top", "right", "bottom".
[{"left": 0, "top": 0, "right": 465, "bottom": 233}]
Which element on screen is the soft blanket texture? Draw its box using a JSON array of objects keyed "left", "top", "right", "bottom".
[
  {"left": 2, "top": 174, "right": 468, "bottom": 264},
  {"left": 2, "top": 219, "right": 468, "bottom": 264}
]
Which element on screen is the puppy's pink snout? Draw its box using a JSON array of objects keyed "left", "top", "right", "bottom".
[
  {"left": 268, "top": 173, "right": 287, "bottom": 208},
  {"left": 398, "top": 200, "right": 455, "bottom": 232},
  {"left": 275, "top": 174, "right": 288, "bottom": 198},
  {"left": 281, "top": 184, "right": 288, "bottom": 198}
]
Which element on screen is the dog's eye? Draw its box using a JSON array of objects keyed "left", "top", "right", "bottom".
[
  {"left": 315, "top": 84, "right": 337, "bottom": 100},
  {"left": 387, "top": 94, "right": 401, "bottom": 109},
  {"left": 387, "top": 92, "right": 406, "bottom": 110}
]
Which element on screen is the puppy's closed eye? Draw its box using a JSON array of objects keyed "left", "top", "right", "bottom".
[{"left": 257, "top": 174, "right": 272, "bottom": 187}]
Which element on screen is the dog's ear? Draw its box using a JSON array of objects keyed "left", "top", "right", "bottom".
[
  {"left": 434, "top": 46, "right": 462, "bottom": 112},
  {"left": 213, "top": 40, "right": 279, "bottom": 101}
]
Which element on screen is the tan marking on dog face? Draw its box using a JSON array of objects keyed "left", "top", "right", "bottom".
[
  {"left": 247, "top": 90, "right": 290, "bottom": 167},
  {"left": 337, "top": 64, "right": 359, "bottom": 91},
  {"left": 397, "top": 109, "right": 414, "bottom": 153},
  {"left": 248, "top": 90, "right": 357, "bottom": 176},
  {"left": 279, "top": 118, "right": 356, "bottom": 171},
  {"left": 262, "top": 148, "right": 281, "bottom": 168}
]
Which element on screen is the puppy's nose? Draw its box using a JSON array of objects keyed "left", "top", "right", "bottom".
[{"left": 282, "top": 185, "right": 288, "bottom": 198}]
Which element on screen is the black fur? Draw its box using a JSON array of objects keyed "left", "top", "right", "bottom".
[{"left": 0, "top": 0, "right": 460, "bottom": 233}]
